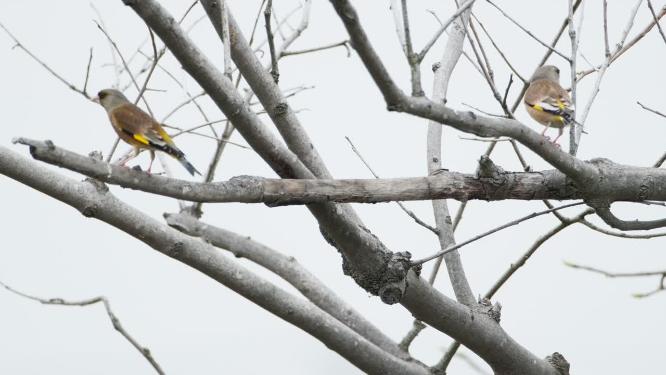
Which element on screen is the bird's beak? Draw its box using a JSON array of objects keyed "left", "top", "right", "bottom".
[{"left": 92, "top": 96, "right": 100, "bottom": 104}]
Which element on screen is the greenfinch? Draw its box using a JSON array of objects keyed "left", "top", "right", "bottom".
[
  {"left": 93, "top": 89, "right": 200, "bottom": 176},
  {"left": 524, "top": 65, "right": 575, "bottom": 143}
]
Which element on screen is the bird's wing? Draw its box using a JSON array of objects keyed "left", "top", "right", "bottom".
[
  {"left": 525, "top": 81, "right": 574, "bottom": 120},
  {"left": 111, "top": 104, "right": 174, "bottom": 149}
]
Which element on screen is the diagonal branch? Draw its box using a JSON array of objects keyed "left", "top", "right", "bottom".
[
  {"left": 0, "top": 281, "right": 165, "bottom": 374},
  {"left": 164, "top": 212, "right": 409, "bottom": 360},
  {"left": 0, "top": 145, "right": 428, "bottom": 375}
]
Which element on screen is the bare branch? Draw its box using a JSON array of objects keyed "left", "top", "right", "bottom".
[
  {"left": 411, "top": 202, "right": 586, "bottom": 266},
  {"left": 281, "top": 40, "right": 350, "bottom": 57},
  {"left": 576, "top": 5, "right": 666, "bottom": 81},
  {"left": 219, "top": 0, "right": 233, "bottom": 80},
  {"left": 417, "top": 0, "right": 477, "bottom": 61},
  {"left": 345, "top": 136, "right": 438, "bottom": 234},
  {"left": 94, "top": 20, "right": 154, "bottom": 116},
  {"left": 0, "top": 146, "right": 428, "bottom": 375},
  {"left": 575, "top": 0, "right": 642, "bottom": 144},
  {"left": 579, "top": 218, "right": 666, "bottom": 239},
  {"left": 164, "top": 212, "right": 409, "bottom": 360},
  {"left": 0, "top": 22, "right": 92, "bottom": 99},
  {"left": 647, "top": 0, "right": 666, "bottom": 46},
  {"left": 471, "top": 15, "right": 527, "bottom": 84},
  {"left": 484, "top": 0, "right": 571, "bottom": 62},
  {"left": 16, "top": 139, "right": 666, "bottom": 204},
  {"left": 0, "top": 281, "right": 165, "bottom": 374},
  {"left": 590, "top": 201, "right": 666, "bottom": 231},
  {"left": 82, "top": 47, "right": 94, "bottom": 95},
  {"left": 654, "top": 151, "right": 666, "bottom": 168},
  {"left": 565, "top": 262, "right": 666, "bottom": 298},
  {"left": 264, "top": 0, "right": 280, "bottom": 83},
  {"left": 424, "top": 0, "right": 476, "bottom": 313},
  {"left": 637, "top": 101, "right": 666, "bottom": 119}
]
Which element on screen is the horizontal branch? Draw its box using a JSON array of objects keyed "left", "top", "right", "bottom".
[{"left": 15, "top": 139, "right": 666, "bottom": 205}]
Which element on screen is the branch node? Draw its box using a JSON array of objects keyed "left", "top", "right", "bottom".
[
  {"left": 167, "top": 241, "right": 185, "bottom": 258},
  {"left": 378, "top": 251, "right": 414, "bottom": 305},
  {"left": 477, "top": 297, "right": 502, "bottom": 323},
  {"left": 545, "top": 352, "right": 571, "bottom": 375},
  {"left": 273, "top": 102, "right": 289, "bottom": 117},
  {"left": 477, "top": 156, "right": 505, "bottom": 179},
  {"left": 88, "top": 150, "right": 104, "bottom": 161}
]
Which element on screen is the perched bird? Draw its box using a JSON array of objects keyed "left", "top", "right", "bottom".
[
  {"left": 93, "top": 89, "right": 200, "bottom": 176},
  {"left": 524, "top": 65, "right": 575, "bottom": 143}
]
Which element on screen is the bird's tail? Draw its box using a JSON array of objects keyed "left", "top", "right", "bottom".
[
  {"left": 178, "top": 156, "right": 201, "bottom": 176},
  {"left": 161, "top": 145, "right": 201, "bottom": 176}
]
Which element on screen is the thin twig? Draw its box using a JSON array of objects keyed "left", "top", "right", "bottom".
[
  {"left": 637, "top": 101, "right": 666, "bottom": 119},
  {"left": 281, "top": 40, "right": 351, "bottom": 57},
  {"left": 91, "top": 3, "right": 120, "bottom": 88},
  {"left": 411, "top": 202, "right": 586, "bottom": 266},
  {"left": 135, "top": 26, "right": 159, "bottom": 105},
  {"left": 654, "top": 151, "right": 666, "bottom": 168},
  {"left": 345, "top": 136, "right": 438, "bottom": 234},
  {"left": 471, "top": 14, "right": 527, "bottom": 83},
  {"left": 220, "top": 0, "right": 233, "bottom": 80},
  {"left": 502, "top": 74, "right": 513, "bottom": 109},
  {"left": 567, "top": 0, "right": 584, "bottom": 155},
  {"left": 82, "top": 48, "right": 94, "bottom": 95},
  {"left": 94, "top": 21, "right": 153, "bottom": 116},
  {"left": 0, "top": 281, "right": 165, "bottom": 374},
  {"left": 400, "top": 0, "right": 424, "bottom": 96},
  {"left": 0, "top": 22, "right": 92, "bottom": 99},
  {"left": 647, "top": 0, "right": 666, "bottom": 45},
  {"left": 265, "top": 0, "right": 280, "bottom": 83},
  {"left": 578, "top": 219, "right": 666, "bottom": 239},
  {"left": 576, "top": 5, "right": 666, "bottom": 82},
  {"left": 575, "top": 0, "right": 643, "bottom": 144},
  {"left": 565, "top": 262, "right": 666, "bottom": 298},
  {"left": 485, "top": 0, "right": 571, "bottom": 62},
  {"left": 418, "top": 0, "right": 477, "bottom": 60},
  {"left": 603, "top": 0, "right": 610, "bottom": 58}
]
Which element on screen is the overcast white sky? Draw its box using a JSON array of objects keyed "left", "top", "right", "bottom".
[{"left": 1, "top": 1, "right": 665, "bottom": 374}]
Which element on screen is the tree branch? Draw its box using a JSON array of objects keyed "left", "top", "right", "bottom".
[
  {"left": 0, "top": 145, "right": 428, "bottom": 375},
  {"left": 17, "top": 139, "right": 666, "bottom": 205},
  {"left": 164, "top": 212, "right": 409, "bottom": 360},
  {"left": 0, "top": 281, "right": 165, "bottom": 374}
]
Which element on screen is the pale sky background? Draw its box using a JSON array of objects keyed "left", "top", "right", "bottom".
[{"left": 1, "top": 1, "right": 665, "bottom": 374}]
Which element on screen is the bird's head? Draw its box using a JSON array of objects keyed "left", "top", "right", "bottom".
[
  {"left": 530, "top": 65, "right": 560, "bottom": 83},
  {"left": 93, "top": 88, "right": 129, "bottom": 112}
]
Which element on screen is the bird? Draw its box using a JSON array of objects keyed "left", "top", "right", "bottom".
[
  {"left": 93, "top": 89, "right": 200, "bottom": 176},
  {"left": 523, "top": 65, "right": 575, "bottom": 144}
]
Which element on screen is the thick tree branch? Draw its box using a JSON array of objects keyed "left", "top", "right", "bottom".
[
  {"left": 17, "top": 139, "right": 666, "bottom": 205},
  {"left": 201, "top": 0, "right": 331, "bottom": 180},
  {"left": 0, "top": 145, "right": 427, "bottom": 375},
  {"left": 163, "top": 212, "right": 409, "bottom": 360},
  {"left": 327, "top": 0, "right": 666, "bottom": 204}
]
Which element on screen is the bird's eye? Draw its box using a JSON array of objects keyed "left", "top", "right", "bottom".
[
  {"left": 554, "top": 68, "right": 560, "bottom": 74},
  {"left": 98, "top": 92, "right": 107, "bottom": 99}
]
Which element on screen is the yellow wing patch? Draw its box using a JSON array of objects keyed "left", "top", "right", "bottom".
[
  {"left": 157, "top": 127, "right": 174, "bottom": 145},
  {"left": 556, "top": 100, "right": 567, "bottom": 110},
  {"left": 133, "top": 133, "right": 151, "bottom": 145},
  {"left": 532, "top": 104, "right": 544, "bottom": 111}
]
